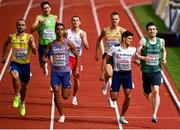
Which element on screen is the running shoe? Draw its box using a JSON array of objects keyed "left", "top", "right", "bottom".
[
  {"left": 12, "top": 95, "right": 20, "bottom": 108},
  {"left": 19, "top": 103, "right": 26, "bottom": 116},
  {"left": 151, "top": 115, "right": 158, "bottom": 123},
  {"left": 72, "top": 96, "right": 78, "bottom": 105},
  {"left": 30, "top": 72, "right": 32, "bottom": 77},
  {"left": 102, "top": 83, "right": 108, "bottom": 95},
  {"left": 108, "top": 97, "right": 115, "bottom": 108},
  {"left": 58, "top": 115, "right": 65, "bottom": 123},
  {"left": 120, "top": 116, "right": 129, "bottom": 124}
]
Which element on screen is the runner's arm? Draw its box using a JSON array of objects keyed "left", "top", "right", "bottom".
[
  {"left": 161, "top": 39, "right": 167, "bottom": 65},
  {"left": 42, "top": 43, "right": 52, "bottom": 63},
  {"left": 80, "top": 31, "right": 89, "bottom": 49},
  {"left": 1, "top": 35, "right": 12, "bottom": 64},
  {"left": 31, "top": 15, "right": 45, "bottom": 33},
  {"left": 135, "top": 39, "right": 149, "bottom": 62},
  {"left": 28, "top": 35, "right": 37, "bottom": 55},
  {"left": 94, "top": 29, "right": 105, "bottom": 61}
]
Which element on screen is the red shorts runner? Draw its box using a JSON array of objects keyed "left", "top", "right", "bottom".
[{"left": 69, "top": 56, "right": 83, "bottom": 77}]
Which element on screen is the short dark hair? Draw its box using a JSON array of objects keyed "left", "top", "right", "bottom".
[
  {"left": 16, "top": 18, "right": 25, "bottom": 25},
  {"left": 41, "top": 1, "right": 51, "bottom": 8},
  {"left": 71, "top": 16, "right": 80, "bottom": 21},
  {"left": 146, "top": 22, "right": 156, "bottom": 30},
  {"left": 55, "top": 23, "right": 65, "bottom": 30},
  {"left": 122, "top": 31, "right": 133, "bottom": 38},
  {"left": 111, "top": 12, "right": 119, "bottom": 17}
]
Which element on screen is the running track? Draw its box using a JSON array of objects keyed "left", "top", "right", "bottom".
[{"left": 0, "top": 0, "right": 179, "bottom": 129}]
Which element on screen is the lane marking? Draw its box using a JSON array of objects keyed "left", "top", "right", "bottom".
[
  {"left": 49, "top": 94, "right": 55, "bottom": 130},
  {"left": 90, "top": 0, "right": 104, "bottom": 53},
  {"left": 59, "top": 0, "right": 64, "bottom": 23},
  {"left": 49, "top": 0, "right": 64, "bottom": 129},
  {"left": 0, "top": 115, "right": 179, "bottom": 119},
  {"left": 90, "top": 0, "right": 122, "bottom": 129},
  {"left": 0, "top": 0, "right": 33, "bottom": 82}
]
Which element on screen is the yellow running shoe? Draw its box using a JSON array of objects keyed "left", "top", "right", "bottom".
[
  {"left": 12, "top": 95, "right": 20, "bottom": 108},
  {"left": 19, "top": 104, "right": 26, "bottom": 116}
]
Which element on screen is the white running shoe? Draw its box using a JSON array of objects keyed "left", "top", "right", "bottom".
[
  {"left": 120, "top": 116, "right": 128, "bottom": 124},
  {"left": 151, "top": 115, "right": 158, "bottom": 123},
  {"left": 108, "top": 97, "right": 115, "bottom": 108},
  {"left": 58, "top": 115, "right": 65, "bottom": 123},
  {"left": 30, "top": 72, "right": 32, "bottom": 77},
  {"left": 102, "top": 83, "right": 108, "bottom": 95},
  {"left": 72, "top": 96, "right": 78, "bottom": 105}
]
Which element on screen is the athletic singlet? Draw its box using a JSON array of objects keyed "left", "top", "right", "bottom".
[
  {"left": 140, "top": 37, "right": 162, "bottom": 73},
  {"left": 67, "top": 29, "right": 83, "bottom": 57},
  {"left": 108, "top": 45, "right": 136, "bottom": 71},
  {"left": 38, "top": 14, "right": 56, "bottom": 45},
  {"left": 11, "top": 33, "right": 31, "bottom": 64},
  {"left": 51, "top": 39, "right": 70, "bottom": 72},
  {"left": 105, "top": 26, "right": 123, "bottom": 52}
]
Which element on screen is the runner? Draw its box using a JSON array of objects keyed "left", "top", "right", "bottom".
[
  {"left": 31, "top": 1, "right": 58, "bottom": 76},
  {"left": 42, "top": 23, "right": 79, "bottom": 123},
  {"left": 1, "top": 19, "right": 37, "bottom": 116},
  {"left": 102, "top": 31, "right": 136, "bottom": 124},
  {"left": 135, "top": 22, "right": 167, "bottom": 123},
  {"left": 67, "top": 16, "right": 89, "bottom": 105},
  {"left": 94, "top": 12, "right": 126, "bottom": 107}
]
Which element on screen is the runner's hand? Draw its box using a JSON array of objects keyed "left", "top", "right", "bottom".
[
  {"left": 95, "top": 54, "right": 98, "bottom": 61},
  {"left": 162, "top": 59, "right": 167, "bottom": 65},
  {"left": 74, "top": 69, "right": 79, "bottom": 77},
  {"left": 41, "top": 56, "right": 47, "bottom": 63},
  {"left": 1, "top": 58, "right": 6, "bottom": 64}
]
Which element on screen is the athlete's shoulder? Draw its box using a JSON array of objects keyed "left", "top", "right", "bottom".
[
  {"left": 118, "top": 26, "right": 126, "bottom": 33},
  {"left": 129, "top": 46, "right": 136, "bottom": 51},
  {"left": 157, "top": 37, "right": 165, "bottom": 48},
  {"left": 158, "top": 37, "right": 165, "bottom": 43},
  {"left": 104, "top": 26, "right": 110, "bottom": 31}
]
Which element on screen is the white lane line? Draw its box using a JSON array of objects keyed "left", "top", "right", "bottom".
[
  {"left": 49, "top": 94, "right": 55, "bottom": 130},
  {"left": 119, "top": 0, "right": 180, "bottom": 111},
  {"left": 59, "top": 0, "right": 64, "bottom": 23},
  {"left": 90, "top": 0, "right": 122, "bottom": 129},
  {"left": 90, "top": 0, "right": 104, "bottom": 54},
  {"left": 49, "top": 0, "right": 64, "bottom": 129},
  {"left": 0, "top": 0, "right": 33, "bottom": 82},
  {"left": 0, "top": 114, "right": 179, "bottom": 119}
]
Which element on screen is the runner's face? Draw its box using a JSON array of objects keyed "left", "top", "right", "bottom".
[
  {"left": 71, "top": 17, "right": 81, "bottom": 28},
  {"left": 42, "top": 4, "right": 51, "bottom": 15},
  {"left": 16, "top": 20, "right": 26, "bottom": 33},
  {"left": 124, "top": 36, "right": 133, "bottom": 46},
  {"left": 147, "top": 25, "right": 157, "bottom": 38},
  {"left": 56, "top": 25, "right": 64, "bottom": 37},
  {"left": 111, "top": 14, "right": 120, "bottom": 27}
]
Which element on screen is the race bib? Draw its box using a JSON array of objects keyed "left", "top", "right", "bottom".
[
  {"left": 106, "top": 40, "right": 119, "bottom": 52},
  {"left": 117, "top": 63, "right": 130, "bottom": 70},
  {"left": 14, "top": 48, "right": 27, "bottom": 59},
  {"left": 53, "top": 55, "right": 66, "bottom": 67},
  {"left": 43, "top": 29, "right": 54, "bottom": 40},
  {"left": 146, "top": 54, "right": 159, "bottom": 65}
]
